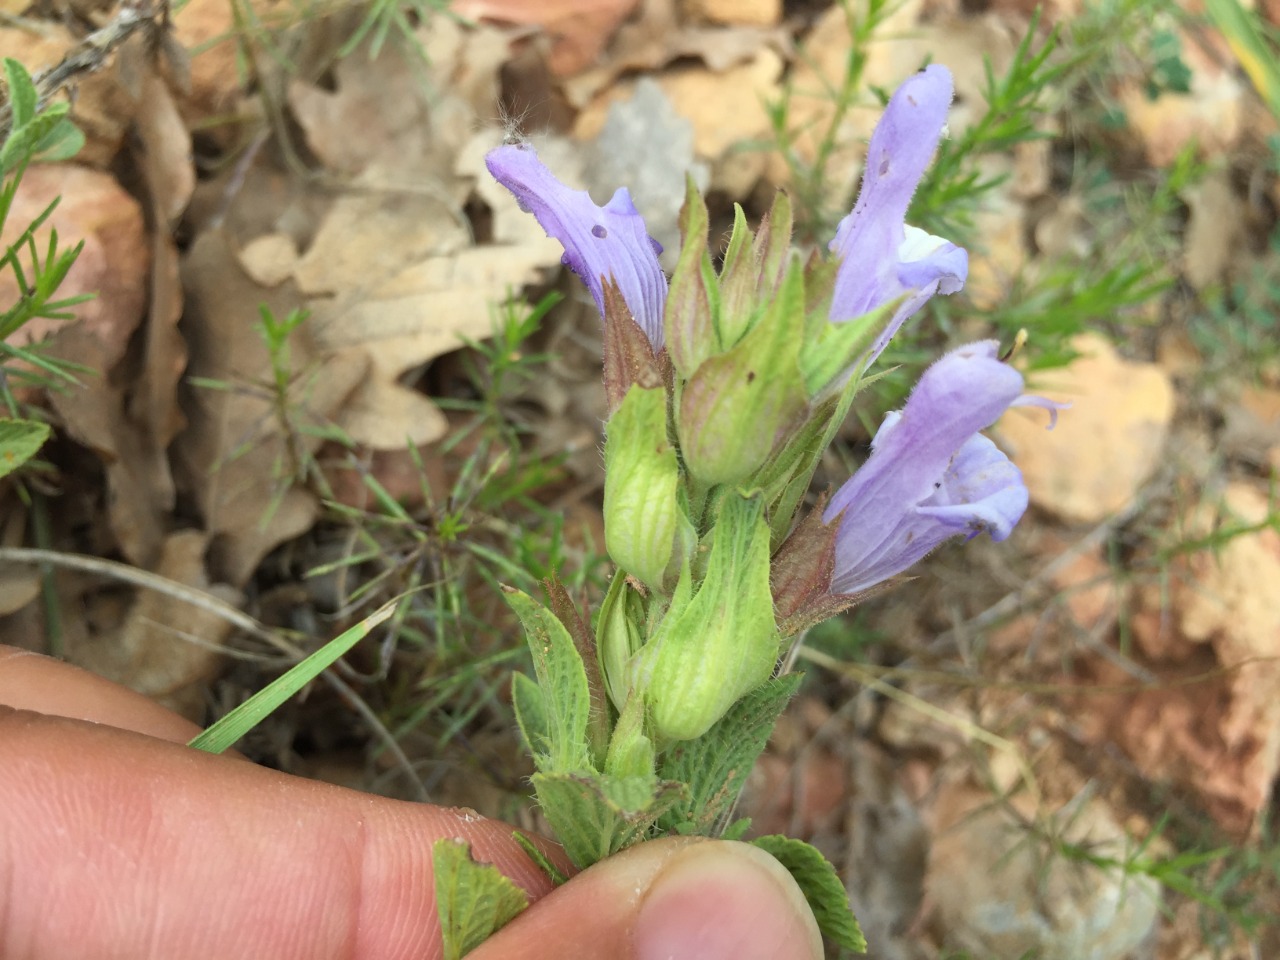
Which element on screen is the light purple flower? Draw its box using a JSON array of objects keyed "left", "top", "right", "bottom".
[
  {"left": 485, "top": 142, "right": 668, "bottom": 348},
  {"left": 829, "top": 64, "right": 968, "bottom": 368},
  {"left": 822, "top": 340, "right": 1061, "bottom": 595}
]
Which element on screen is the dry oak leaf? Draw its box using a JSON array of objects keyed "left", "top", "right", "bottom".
[
  {"left": 452, "top": 0, "right": 641, "bottom": 75},
  {"left": 287, "top": 16, "right": 507, "bottom": 179},
  {"left": 0, "top": 164, "right": 148, "bottom": 366},
  {"left": 175, "top": 230, "right": 369, "bottom": 587},
  {"left": 67, "top": 530, "right": 241, "bottom": 721}
]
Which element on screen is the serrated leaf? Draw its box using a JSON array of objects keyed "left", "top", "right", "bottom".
[
  {"left": 657, "top": 674, "right": 801, "bottom": 834},
  {"left": 752, "top": 835, "right": 866, "bottom": 953},
  {"left": 504, "top": 587, "right": 592, "bottom": 774},
  {"left": 0, "top": 418, "right": 51, "bottom": 479},
  {"left": 33, "top": 117, "right": 84, "bottom": 164},
  {"left": 510, "top": 669, "right": 549, "bottom": 763},
  {"left": 3, "top": 58, "right": 38, "bottom": 129},
  {"left": 433, "top": 839, "right": 529, "bottom": 960},
  {"left": 512, "top": 830, "right": 568, "bottom": 887},
  {"left": 532, "top": 771, "right": 686, "bottom": 869}
]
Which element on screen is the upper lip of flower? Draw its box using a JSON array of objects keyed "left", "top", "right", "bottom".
[
  {"left": 484, "top": 141, "right": 668, "bottom": 348},
  {"left": 827, "top": 63, "right": 969, "bottom": 370}
]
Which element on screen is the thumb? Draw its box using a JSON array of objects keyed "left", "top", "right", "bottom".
[{"left": 476, "top": 836, "right": 823, "bottom": 960}]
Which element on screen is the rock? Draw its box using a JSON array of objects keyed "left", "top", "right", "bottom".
[
  {"left": 1092, "top": 482, "right": 1280, "bottom": 835},
  {"left": 997, "top": 333, "right": 1175, "bottom": 524},
  {"left": 1222, "top": 384, "right": 1280, "bottom": 470},
  {"left": 1180, "top": 169, "right": 1247, "bottom": 291},
  {"left": 927, "top": 782, "right": 1160, "bottom": 959},
  {"left": 574, "top": 49, "right": 782, "bottom": 195},
  {"left": 586, "top": 78, "right": 709, "bottom": 269},
  {"left": 1176, "top": 483, "right": 1280, "bottom": 830}
]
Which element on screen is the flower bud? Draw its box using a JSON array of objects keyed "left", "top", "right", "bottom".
[
  {"left": 603, "top": 384, "right": 684, "bottom": 592},
  {"left": 665, "top": 176, "right": 718, "bottom": 378},
  {"left": 637, "top": 491, "right": 780, "bottom": 742},
  {"left": 596, "top": 570, "right": 646, "bottom": 713},
  {"left": 677, "top": 260, "right": 808, "bottom": 487}
]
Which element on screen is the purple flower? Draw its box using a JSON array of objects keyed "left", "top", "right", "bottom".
[
  {"left": 829, "top": 64, "right": 968, "bottom": 368},
  {"left": 822, "top": 341, "right": 1060, "bottom": 595},
  {"left": 485, "top": 142, "right": 668, "bottom": 348}
]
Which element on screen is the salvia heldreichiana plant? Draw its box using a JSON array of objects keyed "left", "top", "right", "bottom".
[{"left": 432, "top": 64, "right": 1065, "bottom": 958}]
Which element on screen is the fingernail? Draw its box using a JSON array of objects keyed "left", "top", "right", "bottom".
[{"left": 634, "top": 841, "right": 822, "bottom": 960}]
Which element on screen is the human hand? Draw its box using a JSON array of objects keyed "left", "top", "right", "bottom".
[{"left": 0, "top": 646, "right": 822, "bottom": 960}]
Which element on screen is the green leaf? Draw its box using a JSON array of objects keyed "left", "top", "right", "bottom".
[
  {"left": 32, "top": 116, "right": 84, "bottom": 164},
  {"left": 187, "top": 599, "right": 395, "bottom": 754},
  {"left": 503, "top": 587, "right": 592, "bottom": 774},
  {"left": 510, "top": 669, "right": 550, "bottom": 763},
  {"left": 512, "top": 830, "right": 569, "bottom": 887},
  {"left": 532, "top": 770, "right": 686, "bottom": 870},
  {"left": 0, "top": 418, "right": 50, "bottom": 479},
  {"left": 1205, "top": 0, "right": 1280, "bottom": 123},
  {"left": 798, "top": 293, "right": 904, "bottom": 397},
  {"left": 751, "top": 835, "right": 866, "bottom": 953},
  {"left": 3, "top": 58, "right": 38, "bottom": 129},
  {"left": 433, "top": 839, "right": 529, "bottom": 960},
  {"left": 657, "top": 674, "right": 801, "bottom": 834}
]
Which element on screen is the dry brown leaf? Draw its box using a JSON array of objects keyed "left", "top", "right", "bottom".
[
  {"left": 288, "top": 17, "right": 506, "bottom": 180},
  {"left": 561, "top": 0, "right": 786, "bottom": 108},
  {"left": 1117, "top": 26, "right": 1246, "bottom": 167},
  {"left": 48, "top": 327, "right": 168, "bottom": 566},
  {"left": 1, "top": 164, "right": 148, "bottom": 363},
  {"left": 170, "top": 0, "right": 273, "bottom": 123},
  {"left": 131, "top": 71, "right": 196, "bottom": 512},
  {"left": 453, "top": 0, "right": 640, "bottom": 75},
  {"left": 270, "top": 23, "right": 557, "bottom": 449},
  {"left": 69, "top": 530, "right": 241, "bottom": 720},
  {"left": 175, "top": 230, "right": 369, "bottom": 586}
]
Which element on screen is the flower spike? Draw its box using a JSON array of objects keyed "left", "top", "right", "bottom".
[{"left": 486, "top": 142, "right": 668, "bottom": 348}]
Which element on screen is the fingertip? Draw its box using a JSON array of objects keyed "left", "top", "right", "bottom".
[
  {"left": 472, "top": 837, "right": 822, "bottom": 960},
  {"left": 0, "top": 644, "right": 202, "bottom": 742}
]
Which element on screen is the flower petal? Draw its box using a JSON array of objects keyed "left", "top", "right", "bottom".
[
  {"left": 823, "top": 340, "right": 1028, "bottom": 594},
  {"left": 486, "top": 142, "right": 668, "bottom": 347},
  {"left": 828, "top": 64, "right": 965, "bottom": 367}
]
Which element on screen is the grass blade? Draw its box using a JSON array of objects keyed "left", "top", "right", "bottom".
[{"left": 188, "top": 599, "right": 398, "bottom": 754}]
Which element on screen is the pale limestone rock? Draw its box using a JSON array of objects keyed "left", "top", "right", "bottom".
[
  {"left": 997, "top": 333, "right": 1175, "bottom": 524},
  {"left": 927, "top": 783, "right": 1160, "bottom": 960},
  {"left": 1177, "top": 483, "right": 1280, "bottom": 832},
  {"left": 574, "top": 50, "right": 783, "bottom": 193}
]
